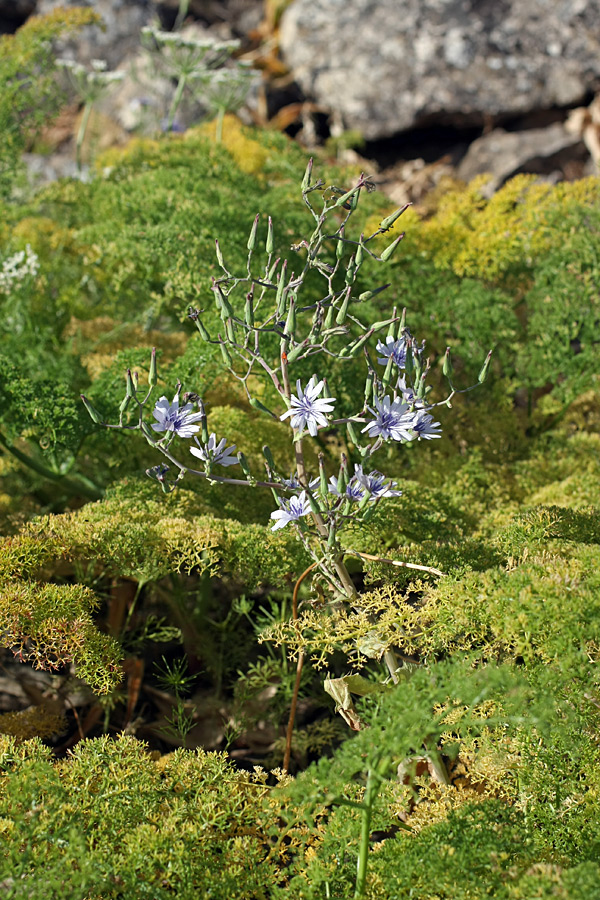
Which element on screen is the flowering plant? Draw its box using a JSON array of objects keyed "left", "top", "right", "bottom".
[{"left": 82, "top": 163, "right": 491, "bottom": 734}]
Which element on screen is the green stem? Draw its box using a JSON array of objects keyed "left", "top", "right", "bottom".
[
  {"left": 0, "top": 431, "right": 103, "bottom": 501},
  {"left": 76, "top": 101, "right": 93, "bottom": 172},
  {"left": 355, "top": 761, "right": 386, "bottom": 898},
  {"left": 215, "top": 107, "right": 225, "bottom": 144},
  {"left": 167, "top": 74, "right": 187, "bottom": 132}
]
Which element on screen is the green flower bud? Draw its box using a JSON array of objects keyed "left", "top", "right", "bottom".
[
  {"left": 125, "top": 368, "right": 136, "bottom": 398},
  {"left": 318, "top": 453, "right": 328, "bottom": 498},
  {"left": 225, "top": 317, "right": 236, "bottom": 344},
  {"left": 247, "top": 213, "right": 259, "bottom": 252},
  {"left": 249, "top": 397, "right": 278, "bottom": 418},
  {"left": 382, "top": 354, "right": 395, "bottom": 390},
  {"left": 237, "top": 452, "right": 252, "bottom": 478},
  {"left": 307, "top": 491, "right": 321, "bottom": 517},
  {"left": 262, "top": 444, "right": 276, "bottom": 470},
  {"left": 363, "top": 370, "right": 374, "bottom": 404},
  {"left": 345, "top": 254, "right": 356, "bottom": 285},
  {"left": 442, "top": 347, "right": 453, "bottom": 378},
  {"left": 478, "top": 349, "right": 493, "bottom": 383},
  {"left": 323, "top": 303, "right": 336, "bottom": 330},
  {"left": 140, "top": 421, "right": 157, "bottom": 443},
  {"left": 301, "top": 157, "right": 313, "bottom": 192},
  {"left": 80, "top": 395, "right": 104, "bottom": 425},
  {"left": 195, "top": 317, "right": 211, "bottom": 341},
  {"left": 336, "top": 226, "right": 345, "bottom": 259},
  {"left": 286, "top": 339, "right": 309, "bottom": 364},
  {"left": 379, "top": 203, "right": 410, "bottom": 232},
  {"left": 215, "top": 239, "right": 225, "bottom": 269},
  {"left": 266, "top": 216, "right": 274, "bottom": 255},
  {"left": 355, "top": 234, "right": 365, "bottom": 267},
  {"left": 148, "top": 347, "right": 158, "bottom": 387},
  {"left": 335, "top": 286, "right": 352, "bottom": 325},
  {"left": 396, "top": 307, "right": 406, "bottom": 340},
  {"left": 334, "top": 184, "right": 360, "bottom": 209},
  {"left": 380, "top": 231, "right": 405, "bottom": 261},
  {"left": 346, "top": 420, "right": 359, "bottom": 446},
  {"left": 359, "top": 284, "right": 390, "bottom": 303},
  {"left": 220, "top": 341, "right": 233, "bottom": 367},
  {"left": 284, "top": 296, "right": 296, "bottom": 336}
]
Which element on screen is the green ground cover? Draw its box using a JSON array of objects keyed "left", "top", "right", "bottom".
[{"left": 0, "top": 16, "right": 599, "bottom": 895}]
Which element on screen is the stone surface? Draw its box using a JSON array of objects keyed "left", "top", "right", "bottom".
[
  {"left": 279, "top": 0, "right": 600, "bottom": 140},
  {"left": 35, "top": 0, "right": 158, "bottom": 68},
  {"left": 456, "top": 123, "right": 587, "bottom": 193}
]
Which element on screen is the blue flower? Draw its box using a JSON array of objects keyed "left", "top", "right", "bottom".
[
  {"left": 412, "top": 410, "right": 442, "bottom": 440},
  {"left": 361, "top": 396, "right": 416, "bottom": 442},
  {"left": 376, "top": 335, "right": 408, "bottom": 368},
  {"left": 280, "top": 376, "right": 336, "bottom": 437},
  {"left": 353, "top": 465, "right": 402, "bottom": 499},
  {"left": 270, "top": 491, "right": 312, "bottom": 531},
  {"left": 151, "top": 394, "right": 204, "bottom": 438},
  {"left": 327, "top": 474, "right": 366, "bottom": 502},
  {"left": 190, "top": 433, "right": 239, "bottom": 466}
]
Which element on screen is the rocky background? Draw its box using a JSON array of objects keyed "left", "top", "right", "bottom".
[{"left": 2, "top": 0, "right": 600, "bottom": 199}]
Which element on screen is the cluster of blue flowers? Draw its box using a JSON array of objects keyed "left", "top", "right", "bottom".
[{"left": 149, "top": 330, "right": 441, "bottom": 533}]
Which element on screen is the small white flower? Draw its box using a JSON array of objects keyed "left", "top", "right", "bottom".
[{"left": 280, "top": 376, "right": 336, "bottom": 437}]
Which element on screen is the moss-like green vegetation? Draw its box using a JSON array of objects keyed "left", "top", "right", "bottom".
[{"left": 1, "top": 34, "right": 599, "bottom": 895}]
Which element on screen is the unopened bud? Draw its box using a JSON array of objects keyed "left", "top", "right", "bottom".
[
  {"left": 266, "top": 216, "right": 274, "bottom": 255},
  {"left": 249, "top": 397, "right": 278, "bottom": 418},
  {"left": 355, "top": 234, "right": 365, "bottom": 267},
  {"left": 247, "top": 213, "right": 259, "bottom": 252},
  {"left": 215, "top": 239, "right": 225, "bottom": 269},
  {"left": 380, "top": 232, "right": 405, "bottom": 262},
  {"left": 80, "top": 395, "right": 104, "bottom": 425},
  {"left": 301, "top": 157, "right": 313, "bottom": 193},
  {"left": 262, "top": 444, "right": 276, "bottom": 470},
  {"left": 148, "top": 347, "right": 157, "bottom": 387},
  {"left": 442, "top": 347, "right": 453, "bottom": 378},
  {"left": 478, "top": 350, "right": 493, "bottom": 383},
  {"left": 125, "top": 369, "right": 136, "bottom": 398},
  {"left": 335, "top": 286, "right": 352, "bottom": 325},
  {"left": 379, "top": 203, "right": 410, "bottom": 232}
]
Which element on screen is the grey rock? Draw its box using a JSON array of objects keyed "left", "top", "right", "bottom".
[
  {"left": 456, "top": 123, "right": 586, "bottom": 193},
  {"left": 280, "top": 0, "right": 600, "bottom": 140},
  {"left": 35, "top": 0, "right": 158, "bottom": 68}
]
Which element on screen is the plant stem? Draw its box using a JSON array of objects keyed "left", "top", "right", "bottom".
[
  {"left": 355, "top": 759, "right": 387, "bottom": 898},
  {"left": 167, "top": 74, "right": 187, "bottom": 132},
  {"left": 76, "top": 101, "right": 93, "bottom": 172}
]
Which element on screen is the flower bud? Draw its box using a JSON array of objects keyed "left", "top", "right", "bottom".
[
  {"left": 380, "top": 231, "right": 405, "bottom": 262},
  {"left": 396, "top": 307, "right": 407, "bottom": 340},
  {"left": 344, "top": 254, "right": 356, "bottom": 285},
  {"left": 382, "top": 354, "right": 395, "bottom": 390},
  {"left": 346, "top": 421, "right": 359, "bottom": 446},
  {"left": 337, "top": 454, "right": 349, "bottom": 492},
  {"left": 125, "top": 369, "right": 136, "bottom": 398},
  {"left": 262, "top": 444, "right": 276, "bottom": 471},
  {"left": 237, "top": 451, "right": 252, "bottom": 478},
  {"left": 140, "top": 421, "right": 157, "bottom": 443},
  {"left": 266, "top": 216, "right": 274, "bottom": 255},
  {"left": 336, "top": 226, "right": 345, "bottom": 259},
  {"left": 247, "top": 213, "right": 259, "bottom": 252},
  {"left": 442, "top": 347, "right": 453, "bottom": 378},
  {"left": 363, "top": 370, "right": 374, "bottom": 404},
  {"left": 148, "top": 347, "right": 158, "bottom": 387},
  {"left": 355, "top": 234, "right": 365, "bottom": 267},
  {"left": 334, "top": 184, "right": 360, "bottom": 209},
  {"left": 194, "top": 317, "right": 211, "bottom": 341},
  {"left": 215, "top": 239, "right": 225, "bottom": 269},
  {"left": 225, "top": 317, "right": 236, "bottom": 344},
  {"left": 307, "top": 491, "right": 321, "bottom": 517},
  {"left": 478, "top": 349, "right": 493, "bottom": 383},
  {"left": 286, "top": 338, "right": 309, "bottom": 364},
  {"left": 379, "top": 203, "right": 410, "bottom": 232},
  {"left": 250, "top": 397, "right": 278, "bottom": 418},
  {"left": 284, "top": 296, "right": 296, "bottom": 336},
  {"left": 359, "top": 284, "right": 390, "bottom": 303},
  {"left": 80, "top": 395, "right": 104, "bottom": 425},
  {"left": 301, "top": 157, "right": 313, "bottom": 192},
  {"left": 335, "top": 285, "right": 352, "bottom": 325},
  {"left": 220, "top": 341, "right": 232, "bottom": 367}
]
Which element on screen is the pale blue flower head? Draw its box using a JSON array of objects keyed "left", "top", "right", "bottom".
[
  {"left": 270, "top": 491, "right": 312, "bottom": 531},
  {"left": 362, "top": 395, "right": 416, "bottom": 443},
  {"left": 412, "top": 410, "right": 442, "bottom": 440},
  {"left": 328, "top": 475, "right": 366, "bottom": 502},
  {"left": 280, "top": 376, "right": 336, "bottom": 437},
  {"left": 151, "top": 394, "right": 204, "bottom": 438},
  {"left": 353, "top": 465, "right": 402, "bottom": 499},
  {"left": 190, "top": 433, "right": 239, "bottom": 466},
  {"left": 376, "top": 335, "right": 407, "bottom": 368}
]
